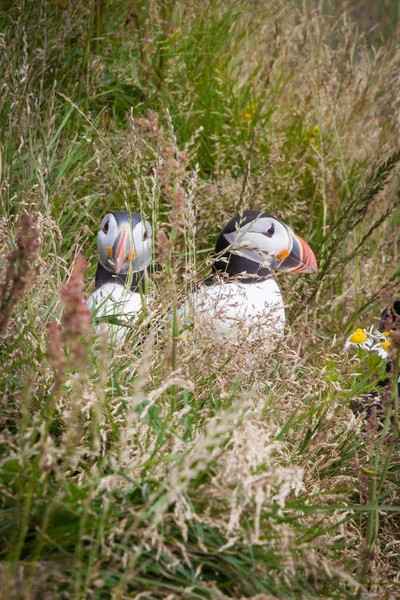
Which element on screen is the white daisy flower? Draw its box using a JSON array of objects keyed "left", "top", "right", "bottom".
[
  {"left": 345, "top": 327, "right": 391, "bottom": 360},
  {"left": 371, "top": 337, "right": 391, "bottom": 360},
  {"left": 345, "top": 327, "right": 376, "bottom": 351}
]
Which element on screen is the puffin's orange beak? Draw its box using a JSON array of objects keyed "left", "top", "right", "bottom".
[
  {"left": 113, "top": 228, "right": 128, "bottom": 274},
  {"left": 279, "top": 233, "right": 318, "bottom": 274}
]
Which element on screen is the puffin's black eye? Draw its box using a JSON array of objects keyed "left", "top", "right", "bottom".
[
  {"left": 102, "top": 221, "right": 109, "bottom": 234},
  {"left": 143, "top": 229, "right": 149, "bottom": 241},
  {"left": 265, "top": 223, "right": 275, "bottom": 237}
]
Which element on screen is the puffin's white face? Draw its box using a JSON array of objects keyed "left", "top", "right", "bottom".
[
  {"left": 223, "top": 216, "right": 293, "bottom": 270},
  {"left": 97, "top": 213, "right": 152, "bottom": 274}
]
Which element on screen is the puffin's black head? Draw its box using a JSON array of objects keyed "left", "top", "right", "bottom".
[
  {"left": 95, "top": 211, "right": 152, "bottom": 290},
  {"left": 213, "top": 210, "right": 317, "bottom": 279}
]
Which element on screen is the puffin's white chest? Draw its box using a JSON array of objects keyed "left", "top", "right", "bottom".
[
  {"left": 88, "top": 283, "right": 143, "bottom": 343},
  {"left": 183, "top": 278, "right": 285, "bottom": 341}
]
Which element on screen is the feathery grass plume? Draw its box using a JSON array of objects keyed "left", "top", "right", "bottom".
[
  {"left": 156, "top": 229, "right": 172, "bottom": 268},
  {"left": 46, "top": 321, "right": 66, "bottom": 401},
  {"left": 60, "top": 252, "right": 92, "bottom": 370},
  {"left": 294, "top": 149, "right": 400, "bottom": 313},
  {"left": 321, "top": 150, "right": 400, "bottom": 267},
  {"left": 47, "top": 253, "right": 91, "bottom": 386},
  {"left": 0, "top": 214, "right": 40, "bottom": 335},
  {"left": 159, "top": 109, "right": 189, "bottom": 231}
]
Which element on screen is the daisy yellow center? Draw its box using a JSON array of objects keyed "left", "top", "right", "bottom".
[
  {"left": 381, "top": 341, "right": 391, "bottom": 351},
  {"left": 350, "top": 328, "right": 367, "bottom": 344},
  {"left": 382, "top": 330, "right": 392, "bottom": 338}
]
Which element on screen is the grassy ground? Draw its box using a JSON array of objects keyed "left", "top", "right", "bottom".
[{"left": 0, "top": 1, "right": 399, "bottom": 598}]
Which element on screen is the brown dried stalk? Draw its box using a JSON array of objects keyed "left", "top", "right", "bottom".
[
  {"left": 0, "top": 214, "right": 41, "bottom": 335},
  {"left": 47, "top": 253, "right": 92, "bottom": 394}
]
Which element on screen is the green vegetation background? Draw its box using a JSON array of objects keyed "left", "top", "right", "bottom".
[{"left": 0, "top": 1, "right": 399, "bottom": 599}]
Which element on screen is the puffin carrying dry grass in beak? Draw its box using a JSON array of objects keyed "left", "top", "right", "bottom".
[
  {"left": 181, "top": 210, "right": 317, "bottom": 345},
  {"left": 87, "top": 211, "right": 152, "bottom": 343}
]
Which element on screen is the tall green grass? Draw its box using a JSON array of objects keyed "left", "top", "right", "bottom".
[{"left": 0, "top": 1, "right": 399, "bottom": 598}]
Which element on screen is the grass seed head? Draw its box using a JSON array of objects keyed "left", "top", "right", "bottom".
[
  {"left": 60, "top": 253, "right": 92, "bottom": 371},
  {"left": 0, "top": 214, "right": 41, "bottom": 334}
]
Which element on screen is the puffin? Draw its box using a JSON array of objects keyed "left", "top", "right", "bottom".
[
  {"left": 181, "top": 210, "right": 317, "bottom": 342},
  {"left": 379, "top": 299, "right": 400, "bottom": 409},
  {"left": 357, "top": 300, "right": 400, "bottom": 427},
  {"left": 87, "top": 211, "right": 152, "bottom": 342}
]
